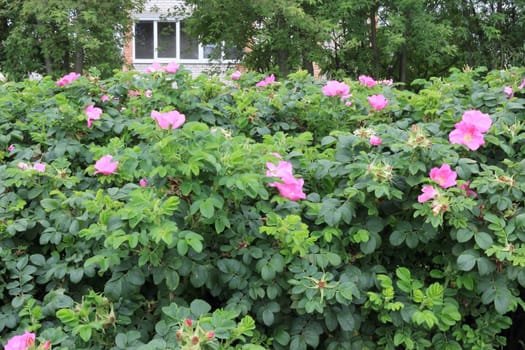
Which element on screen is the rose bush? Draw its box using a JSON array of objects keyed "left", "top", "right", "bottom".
[{"left": 1, "top": 64, "right": 525, "bottom": 349}]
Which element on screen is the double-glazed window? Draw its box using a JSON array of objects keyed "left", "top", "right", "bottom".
[{"left": 134, "top": 20, "right": 237, "bottom": 62}]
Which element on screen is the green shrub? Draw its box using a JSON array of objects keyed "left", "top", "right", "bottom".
[{"left": 1, "top": 65, "right": 525, "bottom": 349}]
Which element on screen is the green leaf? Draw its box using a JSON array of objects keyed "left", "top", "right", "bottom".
[
  {"left": 456, "top": 229, "right": 473, "bottom": 243},
  {"left": 127, "top": 268, "right": 145, "bottom": 286},
  {"left": 389, "top": 230, "right": 406, "bottom": 246},
  {"left": 336, "top": 312, "right": 355, "bottom": 331},
  {"left": 457, "top": 251, "right": 478, "bottom": 271},
  {"left": 494, "top": 287, "right": 512, "bottom": 314},
  {"left": 396, "top": 267, "right": 411, "bottom": 283},
  {"left": 77, "top": 325, "right": 92, "bottom": 342},
  {"left": 165, "top": 269, "right": 180, "bottom": 290},
  {"left": 290, "top": 336, "right": 307, "bottom": 350},
  {"left": 477, "top": 257, "right": 495, "bottom": 275},
  {"left": 56, "top": 309, "right": 76, "bottom": 323},
  {"left": 190, "top": 299, "right": 211, "bottom": 317},
  {"left": 190, "top": 265, "right": 208, "bottom": 288},
  {"left": 200, "top": 198, "right": 215, "bottom": 218},
  {"left": 262, "top": 309, "right": 274, "bottom": 326},
  {"left": 474, "top": 232, "right": 493, "bottom": 249}
]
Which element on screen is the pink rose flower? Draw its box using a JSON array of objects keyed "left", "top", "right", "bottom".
[
  {"left": 504, "top": 86, "right": 514, "bottom": 98},
  {"left": 4, "top": 331, "right": 35, "bottom": 350},
  {"left": 322, "top": 80, "right": 351, "bottom": 98},
  {"left": 101, "top": 95, "right": 109, "bottom": 102},
  {"left": 359, "top": 75, "right": 377, "bottom": 88},
  {"left": 449, "top": 110, "right": 492, "bottom": 151},
  {"left": 461, "top": 110, "right": 492, "bottom": 133},
  {"left": 380, "top": 79, "right": 394, "bottom": 86},
  {"left": 151, "top": 110, "right": 186, "bottom": 130},
  {"left": 85, "top": 105, "right": 103, "bottom": 128},
  {"left": 268, "top": 177, "right": 306, "bottom": 201},
  {"left": 8, "top": 144, "right": 15, "bottom": 152},
  {"left": 256, "top": 74, "right": 275, "bottom": 87},
  {"left": 18, "top": 162, "right": 29, "bottom": 170},
  {"left": 449, "top": 122, "right": 486, "bottom": 151},
  {"left": 145, "top": 62, "right": 162, "bottom": 73},
  {"left": 370, "top": 135, "right": 382, "bottom": 146},
  {"left": 139, "top": 178, "right": 148, "bottom": 187},
  {"left": 418, "top": 185, "right": 438, "bottom": 203},
  {"left": 430, "top": 164, "right": 457, "bottom": 188},
  {"left": 266, "top": 160, "right": 306, "bottom": 201},
  {"left": 145, "top": 90, "right": 152, "bottom": 98},
  {"left": 33, "top": 162, "right": 46, "bottom": 172},
  {"left": 163, "top": 61, "right": 179, "bottom": 74},
  {"left": 345, "top": 101, "right": 352, "bottom": 107},
  {"left": 368, "top": 94, "right": 389, "bottom": 111},
  {"left": 266, "top": 161, "right": 294, "bottom": 182},
  {"left": 230, "top": 70, "right": 242, "bottom": 80},
  {"left": 56, "top": 72, "right": 80, "bottom": 87},
  {"left": 94, "top": 155, "right": 118, "bottom": 175}
]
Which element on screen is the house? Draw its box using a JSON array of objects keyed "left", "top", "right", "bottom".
[{"left": 123, "top": 0, "right": 239, "bottom": 76}]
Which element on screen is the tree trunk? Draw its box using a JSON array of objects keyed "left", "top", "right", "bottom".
[
  {"left": 369, "top": 3, "right": 381, "bottom": 76},
  {"left": 302, "top": 56, "right": 314, "bottom": 76},
  {"left": 44, "top": 54, "right": 53, "bottom": 75},
  {"left": 399, "top": 44, "right": 407, "bottom": 84},
  {"left": 74, "top": 46, "right": 84, "bottom": 73},
  {"left": 276, "top": 48, "right": 289, "bottom": 76}
]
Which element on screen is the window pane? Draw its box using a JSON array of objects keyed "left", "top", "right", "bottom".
[
  {"left": 158, "top": 22, "right": 176, "bottom": 58},
  {"left": 180, "top": 22, "right": 198, "bottom": 59},
  {"left": 224, "top": 46, "right": 241, "bottom": 60},
  {"left": 135, "top": 21, "right": 154, "bottom": 59},
  {"left": 203, "top": 43, "right": 219, "bottom": 59}
]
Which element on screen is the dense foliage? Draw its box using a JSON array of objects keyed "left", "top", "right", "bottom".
[
  {"left": 182, "top": 0, "right": 525, "bottom": 82},
  {"left": 0, "top": 0, "right": 144, "bottom": 80},
  {"left": 2, "top": 65, "right": 525, "bottom": 349}
]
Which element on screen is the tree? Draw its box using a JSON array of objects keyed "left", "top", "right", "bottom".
[
  {"left": 181, "top": 0, "right": 525, "bottom": 83},
  {"left": 0, "top": 0, "right": 144, "bottom": 80},
  {"left": 181, "top": 0, "right": 328, "bottom": 76}
]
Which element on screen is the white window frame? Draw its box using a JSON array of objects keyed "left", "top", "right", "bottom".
[{"left": 133, "top": 18, "right": 237, "bottom": 64}]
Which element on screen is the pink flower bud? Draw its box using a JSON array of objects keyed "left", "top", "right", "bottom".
[
  {"left": 185, "top": 318, "right": 193, "bottom": 327},
  {"left": 370, "top": 135, "right": 382, "bottom": 146},
  {"left": 207, "top": 331, "right": 215, "bottom": 339}
]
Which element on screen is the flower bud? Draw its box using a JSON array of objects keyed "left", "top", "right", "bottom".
[{"left": 191, "top": 335, "right": 199, "bottom": 345}]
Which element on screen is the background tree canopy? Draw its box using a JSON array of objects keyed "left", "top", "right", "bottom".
[
  {"left": 0, "top": 0, "right": 524, "bottom": 83},
  {"left": 182, "top": 0, "right": 525, "bottom": 83},
  {"left": 0, "top": 0, "right": 144, "bottom": 80}
]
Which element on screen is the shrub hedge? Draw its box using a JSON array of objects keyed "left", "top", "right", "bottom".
[{"left": 1, "top": 65, "right": 525, "bottom": 349}]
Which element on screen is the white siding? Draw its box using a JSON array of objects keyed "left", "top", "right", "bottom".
[{"left": 137, "top": 0, "right": 190, "bottom": 20}]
